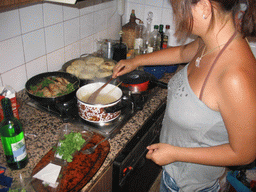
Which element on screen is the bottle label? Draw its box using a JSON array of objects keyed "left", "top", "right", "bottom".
[
  {"left": 134, "top": 38, "right": 143, "bottom": 49},
  {"left": 163, "top": 35, "right": 168, "bottom": 49},
  {"left": 147, "top": 46, "right": 153, "bottom": 53},
  {"left": 1, "top": 132, "right": 27, "bottom": 162},
  {"left": 162, "top": 42, "right": 168, "bottom": 49},
  {"left": 11, "top": 138, "right": 27, "bottom": 162}
]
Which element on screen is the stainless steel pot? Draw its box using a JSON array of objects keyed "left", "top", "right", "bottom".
[{"left": 76, "top": 82, "right": 122, "bottom": 124}]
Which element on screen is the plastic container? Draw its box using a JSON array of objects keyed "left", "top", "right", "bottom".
[
  {"left": 166, "top": 65, "right": 178, "bottom": 73},
  {"left": 144, "top": 66, "right": 166, "bottom": 79},
  {"left": 227, "top": 171, "right": 252, "bottom": 192}
]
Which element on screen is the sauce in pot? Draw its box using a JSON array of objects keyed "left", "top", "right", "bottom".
[{"left": 81, "top": 94, "right": 117, "bottom": 104}]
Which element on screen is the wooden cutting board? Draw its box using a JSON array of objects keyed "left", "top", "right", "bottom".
[{"left": 31, "top": 133, "right": 110, "bottom": 192}]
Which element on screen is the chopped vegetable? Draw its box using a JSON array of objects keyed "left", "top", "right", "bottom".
[
  {"left": 54, "top": 132, "right": 85, "bottom": 162},
  {"left": 8, "top": 189, "right": 26, "bottom": 192}
]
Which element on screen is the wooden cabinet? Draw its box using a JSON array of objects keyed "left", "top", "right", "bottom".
[
  {"left": 0, "top": 0, "right": 43, "bottom": 11},
  {"left": 82, "top": 165, "right": 113, "bottom": 192}
]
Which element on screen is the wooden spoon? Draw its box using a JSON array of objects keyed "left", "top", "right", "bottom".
[{"left": 87, "top": 77, "right": 113, "bottom": 104}]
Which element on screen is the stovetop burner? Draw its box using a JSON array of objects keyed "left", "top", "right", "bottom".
[{"left": 26, "top": 90, "right": 156, "bottom": 136}]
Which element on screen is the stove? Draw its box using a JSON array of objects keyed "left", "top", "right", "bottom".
[{"left": 26, "top": 87, "right": 159, "bottom": 136}]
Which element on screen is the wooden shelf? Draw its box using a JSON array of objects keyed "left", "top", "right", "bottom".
[{"left": 0, "top": 0, "right": 43, "bottom": 11}]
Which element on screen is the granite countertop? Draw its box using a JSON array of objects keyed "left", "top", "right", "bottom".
[{"left": 0, "top": 66, "right": 183, "bottom": 191}]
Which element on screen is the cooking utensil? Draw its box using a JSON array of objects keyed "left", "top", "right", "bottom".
[
  {"left": 76, "top": 82, "right": 123, "bottom": 124},
  {"left": 25, "top": 71, "right": 80, "bottom": 105},
  {"left": 82, "top": 124, "right": 120, "bottom": 154},
  {"left": 118, "top": 70, "right": 167, "bottom": 93},
  {"left": 107, "top": 81, "right": 123, "bottom": 95},
  {"left": 82, "top": 134, "right": 109, "bottom": 154},
  {"left": 87, "top": 77, "right": 113, "bottom": 104}
]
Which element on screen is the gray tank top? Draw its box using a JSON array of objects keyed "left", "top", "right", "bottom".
[{"left": 160, "top": 64, "right": 229, "bottom": 191}]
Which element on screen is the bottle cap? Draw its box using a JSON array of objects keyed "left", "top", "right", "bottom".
[
  {"left": 154, "top": 25, "right": 159, "bottom": 29},
  {"left": 166, "top": 25, "right": 170, "bottom": 29}
]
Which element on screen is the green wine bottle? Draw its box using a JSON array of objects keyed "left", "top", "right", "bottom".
[{"left": 0, "top": 98, "right": 28, "bottom": 170}]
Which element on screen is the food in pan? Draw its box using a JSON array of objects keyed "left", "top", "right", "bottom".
[
  {"left": 95, "top": 69, "right": 113, "bottom": 78},
  {"left": 65, "top": 57, "right": 115, "bottom": 79},
  {"left": 71, "top": 59, "right": 86, "bottom": 67},
  {"left": 85, "top": 57, "right": 104, "bottom": 66},
  {"left": 84, "top": 64, "right": 99, "bottom": 72},
  {"left": 99, "top": 61, "right": 115, "bottom": 70},
  {"left": 78, "top": 69, "right": 96, "bottom": 79},
  {"left": 29, "top": 77, "right": 76, "bottom": 97},
  {"left": 66, "top": 65, "right": 81, "bottom": 77}
]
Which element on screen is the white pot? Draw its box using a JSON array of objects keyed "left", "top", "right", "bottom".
[{"left": 76, "top": 82, "right": 122, "bottom": 123}]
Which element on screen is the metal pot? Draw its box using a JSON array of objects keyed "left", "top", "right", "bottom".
[
  {"left": 76, "top": 82, "right": 122, "bottom": 124},
  {"left": 25, "top": 71, "right": 80, "bottom": 105},
  {"left": 118, "top": 70, "right": 167, "bottom": 93}
]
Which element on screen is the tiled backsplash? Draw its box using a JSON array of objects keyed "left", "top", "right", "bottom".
[{"left": 0, "top": 0, "right": 120, "bottom": 91}]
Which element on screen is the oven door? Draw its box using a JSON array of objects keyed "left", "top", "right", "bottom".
[{"left": 112, "top": 101, "right": 166, "bottom": 192}]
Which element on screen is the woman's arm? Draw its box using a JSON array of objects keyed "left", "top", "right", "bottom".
[{"left": 112, "top": 37, "right": 201, "bottom": 77}]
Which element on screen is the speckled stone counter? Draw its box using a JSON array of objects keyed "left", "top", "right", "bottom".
[{"left": 0, "top": 65, "right": 183, "bottom": 191}]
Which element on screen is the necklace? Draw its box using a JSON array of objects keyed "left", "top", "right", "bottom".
[{"left": 195, "top": 43, "right": 226, "bottom": 68}]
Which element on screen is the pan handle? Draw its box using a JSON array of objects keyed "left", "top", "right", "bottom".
[
  {"left": 104, "top": 99, "right": 129, "bottom": 113},
  {"left": 150, "top": 79, "right": 168, "bottom": 89}
]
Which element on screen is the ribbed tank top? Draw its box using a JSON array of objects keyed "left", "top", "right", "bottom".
[{"left": 160, "top": 64, "right": 229, "bottom": 191}]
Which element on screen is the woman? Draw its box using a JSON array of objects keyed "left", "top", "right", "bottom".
[{"left": 113, "top": 0, "right": 256, "bottom": 191}]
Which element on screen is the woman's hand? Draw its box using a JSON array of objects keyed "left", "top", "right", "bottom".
[
  {"left": 146, "top": 143, "right": 177, "bottom": 166},
  {"left": 112, "top": 58, "right": 139, "bottom": 78}
]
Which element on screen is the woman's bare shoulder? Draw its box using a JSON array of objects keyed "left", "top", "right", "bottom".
[{"left": 218, "top": 41, "right": 256, "bottom": 106}]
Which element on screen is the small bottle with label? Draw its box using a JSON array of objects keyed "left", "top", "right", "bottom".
[
  {"left": 162, "top": 25, "right": 170, "bottom": 49},
  {"left": 134, "top": 20, "right": 145, "bottom": 56},
  {"left": 0, "top": 98, "right": 28, "bottom": 170}
]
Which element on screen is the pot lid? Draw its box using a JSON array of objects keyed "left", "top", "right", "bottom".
[{"left": 119, "top": 70, "right": 150, "bottom": 84}]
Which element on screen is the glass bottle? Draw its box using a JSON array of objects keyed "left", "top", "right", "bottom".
[
  {"left": 142, "top": 11, "right": 153, "bottom": 54},
  {"left": 162, "top": 25, "right": 170, "bottom": 49},
  {"left": 122, "top": 9, "right": 138, "bottom": 50},
  {"left": 159, "top": 24, "right": 164, "bottom": 49},
  {"left": 134, "top": 20, "right": 145, "bottom": 56},
  {"left": 148, "top": 25, "right": 161, "bottom": 53},
  {"left": 0, "top": 98, "right": 28, "bottom": 170}
]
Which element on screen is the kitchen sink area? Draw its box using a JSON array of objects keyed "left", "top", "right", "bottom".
[{"left": 0, "top": 67, "right": 182, "bottom": 191}]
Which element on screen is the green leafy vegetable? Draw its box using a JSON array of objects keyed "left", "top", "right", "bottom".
[
  {"left": 41, "top": 78, "right": 55, "bottom": 89},
  {"left": 56, "top": 83, "right": 75, "bottom": 97},
  {"left": 35, "top": 91, "right": 44, "bottom": 97},
  {"left": 55, "top": 132, "right": 85, "bottom": 162}
]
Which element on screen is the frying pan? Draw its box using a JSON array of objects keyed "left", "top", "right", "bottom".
[
  {"left": 61, "top": 55, "right": 117, "bottom": 85},
  {"left": 25, "top": 71, "right": 80, "bottom": 105},
  {"left": 118, "top": 70, "right": 167, "bottom": 93}
]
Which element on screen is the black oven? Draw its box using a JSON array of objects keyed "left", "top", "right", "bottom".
[{"left": 112, "top": 100, "right": 166, "bottom": 192}]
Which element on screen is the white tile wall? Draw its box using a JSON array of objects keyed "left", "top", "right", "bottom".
[{"left": 0, "top": 0, "right": 120, "bottom": 92}]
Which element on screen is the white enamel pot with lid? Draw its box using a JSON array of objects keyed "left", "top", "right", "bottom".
[{"left": 76, "top": 82, "right": 123, "bottom": 123}]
